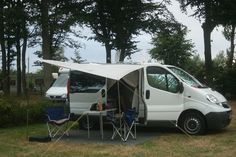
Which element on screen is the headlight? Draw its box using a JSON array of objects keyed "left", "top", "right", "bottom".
[
  {"left": 61, "top": 94, "right": 67, "bottom": 98},
  {"left": 206, "top": 94, "right": 219, "bottom": 104}
]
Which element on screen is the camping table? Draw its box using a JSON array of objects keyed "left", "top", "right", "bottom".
[{"left": 84, "top": 108, "right": 116, "bottom": 139}]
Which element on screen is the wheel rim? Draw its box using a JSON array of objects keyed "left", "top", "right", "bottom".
[{"left": 184, "top": 116, "right": 201, "bottom": 134}]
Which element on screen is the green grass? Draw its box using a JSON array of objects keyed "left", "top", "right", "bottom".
[{"left": 0, "top": 101, "right": 236, "bottom": 157}]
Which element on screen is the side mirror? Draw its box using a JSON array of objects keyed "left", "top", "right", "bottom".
[
  {"left": 52, "top": 73, "right": 58, "bottom": 79},
  {"left": 179, "top": 82, "right": 184, "bottom": 93}
]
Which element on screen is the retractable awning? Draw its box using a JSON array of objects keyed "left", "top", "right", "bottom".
[{"left": 42, "top": 59, "right": 144, "bottom": 80}]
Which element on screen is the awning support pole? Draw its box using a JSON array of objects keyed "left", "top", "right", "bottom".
[
  {"left": 117, "top": 81, "right": 121, "bottom": 114},
  {"left": 117, "top": 81, "right": 122, "bottom": 129}
]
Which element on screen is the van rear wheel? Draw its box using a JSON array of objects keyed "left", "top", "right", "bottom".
[{"left": 180, "top": 112, "right": 206, "bottom": 135}]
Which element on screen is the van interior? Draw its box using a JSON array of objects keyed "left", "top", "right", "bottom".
[{"left": 106, "top": 70, "right": 146, "bottom": 123}]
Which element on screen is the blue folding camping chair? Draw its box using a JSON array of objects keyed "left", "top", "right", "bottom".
[
  {"left": 123, "top": 108, "right": 138, "bottom": 141},
  {"left": 45, "top": 106, "right": 71, "bottom": 138},
  {"left": 107, "top": 111, "right": 126, "bottom": 141}
]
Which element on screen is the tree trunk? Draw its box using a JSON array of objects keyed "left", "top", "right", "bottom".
[
  {"left": 119, "top": 48, "right": 126, "bottom": 62},
  {"left": 202, "top": 22, "right": 215, "bottom": 84},
  {"left": 0, "top": 2, "right": 8, "bottom": 95},
  {"left": 228, "top": 25, "right": 235, "bottom": 69},
  {"left": 41, "top": 0, "right": 52, "bottom": 90},
  {"left": 22, "top": 34, "right": 27, "bottom": 96},
  {"left": 105, "top": 43, "right": 112, "bottom": 63},
  {"left": 6, "top": 38, "right": 11, "bottom": 94},
  {"left": 16, "top": 30, "right": 22, "bottom": 96}
]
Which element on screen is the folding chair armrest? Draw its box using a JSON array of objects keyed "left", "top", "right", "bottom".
[
  {"left": 67, "top": 113, "right": 71, "bottom": 120},
  {"left": 45, "top": 114, "right": 51, "bottom": 121}
]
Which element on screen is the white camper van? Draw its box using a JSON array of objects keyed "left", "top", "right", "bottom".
[
  {"left": 42, "top": 60, "right": 232, "bottom": 135},
  {"left": 45, "top": 68, "right": 69, "bottom": 101}
]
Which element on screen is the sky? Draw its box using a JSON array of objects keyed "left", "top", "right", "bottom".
[{"left": 29, "top": 0, "right": 230, "bottom": 72}]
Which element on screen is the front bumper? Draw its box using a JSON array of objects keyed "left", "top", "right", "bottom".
[
  {"left": 205, "top": 110, "right": 232, "bottom": 130},
  {"left": 46, "top": 95, "right": 67, "bottom": 101}
]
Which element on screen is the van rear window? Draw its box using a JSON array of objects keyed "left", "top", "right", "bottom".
[{"left": 70, "top": 71, "right": 105, "bottom": 93}]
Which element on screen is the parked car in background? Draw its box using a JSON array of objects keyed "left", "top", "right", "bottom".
[{"left": 45, "top": 68, "right": 69, "bottom": 101}]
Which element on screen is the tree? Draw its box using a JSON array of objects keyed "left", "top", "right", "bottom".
[
  {"left": 78, "top": 0, "right": 114, "bottom": 63},
  {"left": 111, "top": 0, "right": 140, "bottom": 61},
  {"left": 0, "top": 1, "right": 7, "bottom": 95},
  {"left": 36, "top": 0, "right": 82, "bottom": 89},
  {"left": 185, "top": 54, "right": 205, "bottom": 82},
  {"left": 222, "top": 25, "right": 235, "bottom": 69},
  {"left": 111, "top": 0, "right": 172, "bottom": 61},
  {"left": 0, "top": 0, "right": 82, "bottom": 94},
  {"left": 40, "top": 0, "right": 52, "bottom": 90},
  {"left": 71, "top": 50, "right": 86, "bottom": 63},
  {"left": 212, "top": 51, "right": 228, "bottom": 93},
  {"left": 213, "top": 51, "right": 227, "bottom": 69},
  {"left": 0, "top": 0, "right": 31, "bottom": 96},
  {"left": 79, "top": 0, "right": 174, "bottom": 63},
  {"left": 177, "top": 0, "right": 217, "bottom": 82},
  {"left": 178, "top": 0, "right": 236, "bottom": 84},
  {"left": 14, "top": 0, "right": 27, "bottom": 96},
  {"left": 150, "top": 24, "right": 195, "bottom": 68}
]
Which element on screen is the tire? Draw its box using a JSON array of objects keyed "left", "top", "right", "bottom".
[{"left": 180, "top": 112, "right": 206, "bottom": 135}]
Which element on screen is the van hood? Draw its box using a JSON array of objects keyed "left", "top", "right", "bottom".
[
  {"left": 198, "top": 88, "right": 226, "bottom": 103},
  {"left": 46, "top": 87, "right": 67, "bottom": 96}
]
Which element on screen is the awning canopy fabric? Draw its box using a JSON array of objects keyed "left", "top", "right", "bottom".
[{"left": 42, "top": 59, "right": 144, "bottom": 80}]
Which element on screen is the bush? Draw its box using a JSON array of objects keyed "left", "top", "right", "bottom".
[{"left": 0, "top": 97, "right": 64, "bottom": 127}]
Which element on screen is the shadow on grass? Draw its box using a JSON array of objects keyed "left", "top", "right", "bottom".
[{"left": 59, "top": 125, "right": 185, "bottom": 145}]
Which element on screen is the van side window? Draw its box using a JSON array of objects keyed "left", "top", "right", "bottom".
[
  {"left": 70, "top": 71, "right": 105, "bottom": 93},
  {"left": 147, "top": 66, "right": 179, "bottom": 93}
]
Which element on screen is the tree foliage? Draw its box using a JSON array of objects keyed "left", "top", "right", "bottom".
[
  {"left": 71, "top": 50, "right": 86, "bottom": 63},
  {"left": 0, "top": 0, "right": 84, "bottom": 93},
  {"left": 184, "top": 54, "right": 205, "bottom": 82},
  {"left": 222, "top": 24, "right": 235, "bottom": 69},
  {"left": 0, "top": 0, "right": 33, "bottom": 95},
  {"left": 150, "top": 24, "right": 195, "bottom": 68},
  {"left": 177, "top": 0, "right": 236, "bottom": 83},
  {"left": 1, "top": 0, "right": 236, "bottom": 97},
  {"left": 31, "top": 0, "right": 84, "bottom": 89},
  {"left": 79, "top": 0, "right": 174, "bottom": 63},
  {"left": 178, "top": 0, "right": 236, "bottom": 24}
]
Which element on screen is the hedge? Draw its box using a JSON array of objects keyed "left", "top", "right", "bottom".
[{"left": 0, "top": 97, "right": 65, "bottom": 127}]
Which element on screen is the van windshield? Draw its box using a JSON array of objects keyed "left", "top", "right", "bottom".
[
  {"left": 52, "top": 73, "right": 68, "bottom": 87},
  {"left": 168, "top": 67, "right": 206, "bottom": 88}
]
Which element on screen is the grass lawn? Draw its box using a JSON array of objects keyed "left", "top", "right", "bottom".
[{"left": 0, "top": 101, "right": 235, "bottom": 157}]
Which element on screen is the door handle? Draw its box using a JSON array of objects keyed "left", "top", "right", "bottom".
[{"left": 146, "top": 90, "right": 150, "bottom": 99}]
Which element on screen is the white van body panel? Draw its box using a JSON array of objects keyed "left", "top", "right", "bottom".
[
  {"left": 144, "top": 82, "right": 184, "bottom": 121},
  {"left": 142, "top": 64, "right": 231, "bottom": 123},
  {"left": 70, "top": 92, "right": 100, "bottom": 114},
  {"left": 143, "top": 65, "right": 183, "bottom": 121},
  {"left": 182, "top": 84, "right": 230, "bottom": 114}
]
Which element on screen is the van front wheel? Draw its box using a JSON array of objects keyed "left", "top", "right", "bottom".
[{"left": 181, "top": 112, "right": 206, "bottom": 135}]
